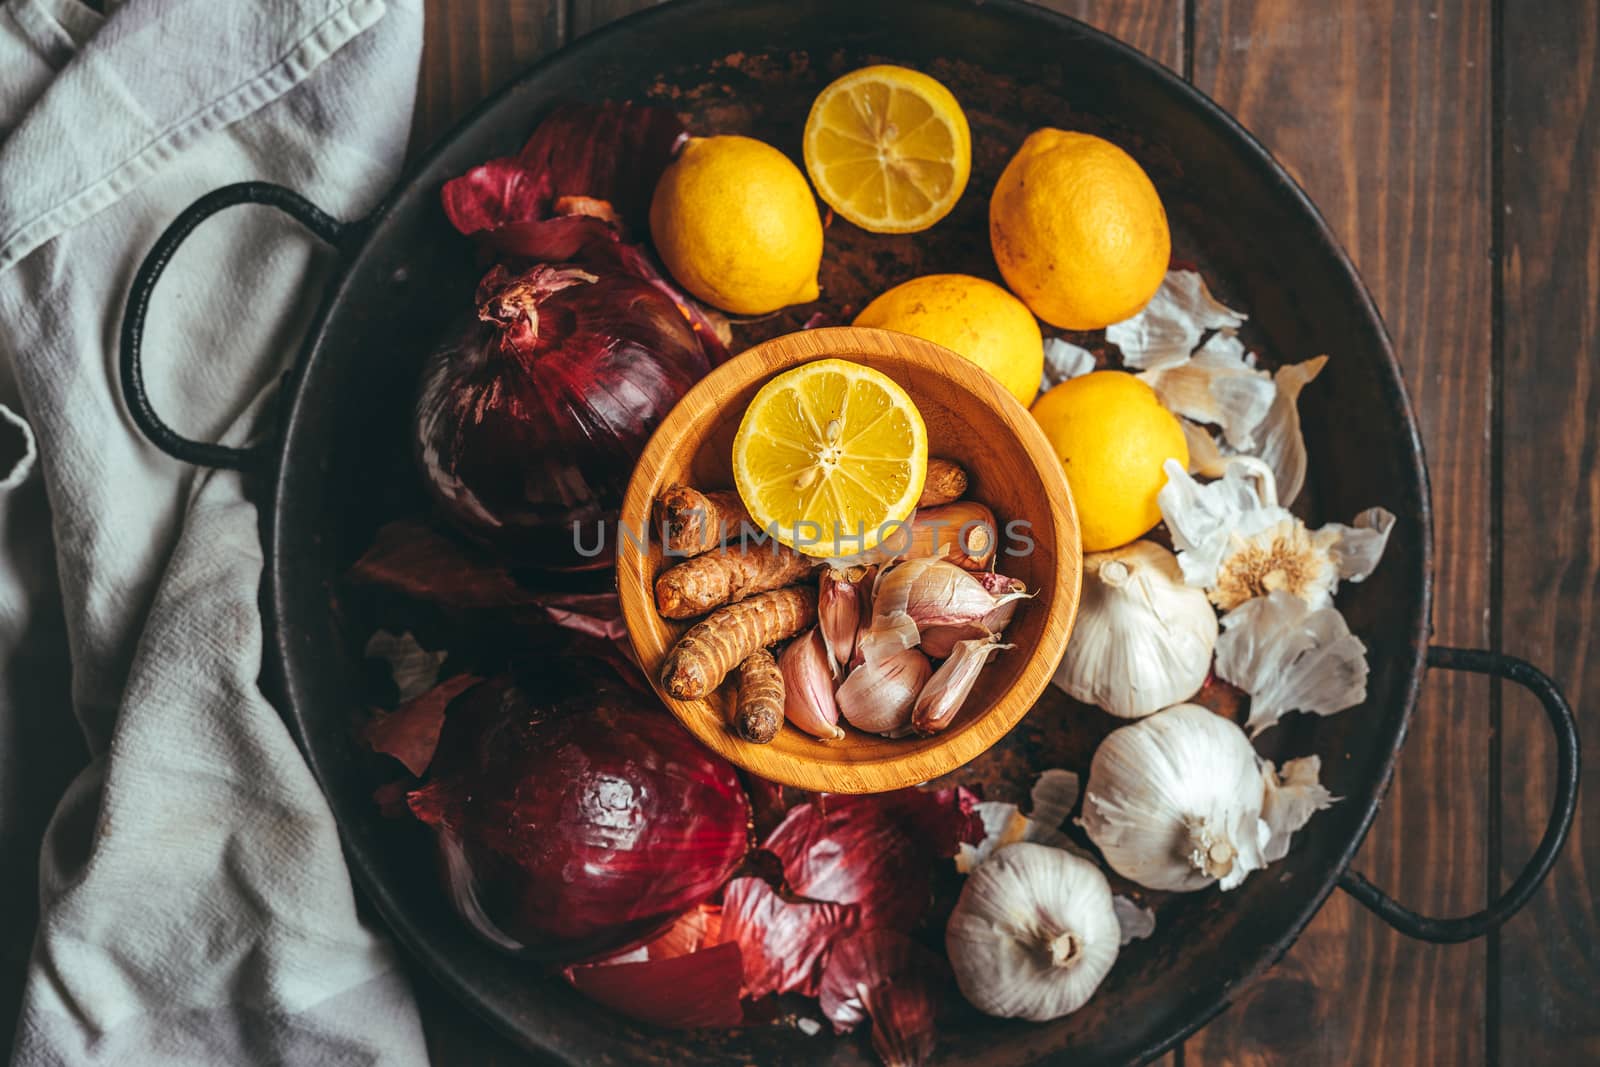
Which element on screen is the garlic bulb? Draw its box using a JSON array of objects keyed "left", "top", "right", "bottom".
[
  {"left": 945, "top": 842, "right": 1120, "bottom": 1021},
  {"left": 1052, "top": 541, "right": 1217, "bottom": 719},
  {"left": 1215, "top": 591, "right": 1368, "bottom": 735},
  {"left": 1080, "top": 704, "right": 1268, "bottom": 892}
]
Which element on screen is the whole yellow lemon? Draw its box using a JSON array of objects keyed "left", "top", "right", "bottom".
[
  {"left": 990, "top": 129, "right": 1170, "bottom": 330},
  {"left": 650, "top": 135, "right": 824, "bottom": 315},
  {"left": 1031, "top": 370, "right": 1188, "bottom": 551},
  {"left": 853, "top": 274, "right": 1043, "bottom": 407}
]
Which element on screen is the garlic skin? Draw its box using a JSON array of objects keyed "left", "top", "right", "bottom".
[
  {"left": 946, "top": 842, "right": 1120, "bottom": 1022},
  {"left": 779, "top": 629, "right": 845, "bottom": 741},
  {"left": 1040, "top": 336, "right": 1096, "bottom": 392},
  {"left": 1215, "top": 591, "right": 1369, "bottom": 735},
  {"left": 1080, "top": 704, "right": 1269, "bottom": 892},
  {"left": 1138, "top": 337, "right": 1275, "bottom": 450},
  {"left": 1238, "top": 355, "right": 1327, "bottom": 507},
  {"left": 1053, "top": 542, "right": 1217, "bottom": 720},
  {"left": 365, "top": 629, "right": 446, "bottom": 701},
  {"left": 1260, "top": 755, "right": 1337, "bottom": 861},
  {"left": 818, "top": 567, "right": 865, "bottom": 676},
  {"left": 912, "top": 636, "right": 1011, "bottom": 735},
  {"left": 1106, "top": 269, "right": 1247, "bottom": 371},
  {"left": 1159, "top": 458, "right": 1396, "bottom": 610},
  {"left": 1181, "top": 417, "right": 1231, "bottom": 478},
  {"left": 836, "top": 647, "right": 932, "bottom": 736},
  {"left": 1112, "top": 895, "right": 1156, "bottom": 944},
  {"left": 958, "top": 769, "right": 1085, "bottom": 873}
]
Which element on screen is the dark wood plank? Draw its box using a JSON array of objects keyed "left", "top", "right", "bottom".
[
  {"left": 1497, "top": 5, "right": 1600, "bottom": 1062},
  {"left": 1036, "top": 0, "right": 1183, "bottom": 71},
  {"left": 1186, "top": 2, "right": 1493, "bottom": 1063},
  {"left": 412, "top": 0, "right": 564, "bottom": 152}
]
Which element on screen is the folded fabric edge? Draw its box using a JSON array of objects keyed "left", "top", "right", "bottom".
[{"left": 0, "top": 0, "right": 390, "bottom": 273}]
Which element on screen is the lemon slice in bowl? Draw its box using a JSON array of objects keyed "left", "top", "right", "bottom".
[
  {"left": 802, "top": 65, "right": 972, "bottom": 234},
  {"left": 733, "top": 359, "right": 928, "bottom": 557}
]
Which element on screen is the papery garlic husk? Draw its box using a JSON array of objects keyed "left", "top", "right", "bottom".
[
  {"left": 1181, "top": 418, "right": 1231, "bottom": 478},
  {"left": 958, "top": 770, "right": 1086, "bottom": 873},
  {"left": 1214, "top": 591, "right": 1368, "bottom": 735},
  {"left": 365, "top": 629, "right": 447, "bottom": 701},
  {"left": 779, "top": 628, "right": 845, "bottom": 740},
  {"left": 836, "top": 647, "right": 932, "bottom": 736},
  {"left": 1112, "top": 895, "right": 1156, "bottom": 944},
  {"left": 912, "top": 635, "right": 1011, "bottom": 735},
  {"left": 1052, "top": 542, "right": 1217, "bottom": 719},
  {"left": 1157, "top": 456, "right": 1289, "bottom": 589},
  {"left": 922, "top": 572, "right": 1029, "bottom": 657},
  {"left": 946, "top": 842, "right": 1120, "bottom": 1021},
  {"left": 1260, "top": 755, "right": 1337, "bottom": 861},
  {"left": 1106, "top": 269, "right": 1248, "bottom": 371},
  {"left": 819, "top": 566, "right": 866, "bottom": 677},
  {"left": 1237, "top": 354, "right": 1327, "bottom": 507},
  {"left": 1158, "top": 458, "right": 1396, "bottom": 611},
  {"left": 1040, "top": 336, "right": 1096, "bottom": 393},
  {"left": 1080, "top": 704, "right": 1269, "bottom": 892},
  {"left": 1138, "top": 335, "right": 1275, "bottom": 450}
]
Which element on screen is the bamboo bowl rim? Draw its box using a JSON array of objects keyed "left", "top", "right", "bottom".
[{"left": 616, "top": 326, "right": 1082, "bottom": 793}]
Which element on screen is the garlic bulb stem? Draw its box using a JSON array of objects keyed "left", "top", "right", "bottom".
[{"left": 1047, "top": 931, "right": 1079, "bottom": 969}]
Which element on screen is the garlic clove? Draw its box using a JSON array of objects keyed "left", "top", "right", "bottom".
[
  {"left": 818, "top": 567, "right": 865, "bottom": 677},
  {"left": 946, "top": 842, "right": 1121, "bottom": 1021},
  {"left": 1105, "top": 269, "right": 1248, "bottom": 371},
  {"left": 1139, "top": 335, "right": 1275, "bottom": 450},
  {"left": 1052, "top": 541, "right": 1217, "bottom": 720},
  {"left": 836, "top": 647, "right": 932, "bottom": 736},
  {"left": 1260, "top": 754, "right": 1338, "bottom": 861},
  {"left": 1079, "top": 704, "right": 1268, "bottom": 892},
  {"left": 912, "top": 636, "right": 1011, "bottom": 735},
  {"left": 1214, "top": 591, "right": 1368, "bottom": 735},
  {"left": 1040, "top": 336, "right": 1096, "bottom": 392},
  {"left": 779, "top": 629, "right": 845, "bottom": 740}
]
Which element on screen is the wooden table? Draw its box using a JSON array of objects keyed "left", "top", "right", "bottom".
[{"left": 413, "top": 2, "right": 1597, "bottom": 1063}]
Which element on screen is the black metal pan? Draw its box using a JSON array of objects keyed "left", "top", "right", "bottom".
[{"left": 116, "top": 1, "right": 1580, "bottom": 1062}]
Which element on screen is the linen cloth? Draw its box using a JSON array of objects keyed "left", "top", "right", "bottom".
[{"left": 0, "top": 0, "right": 428, "bottom": 1062}]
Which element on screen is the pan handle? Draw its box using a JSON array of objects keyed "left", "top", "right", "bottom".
[
  {"left": 118, "top": 181, "right": 360, "bottom": 472},
  {"left": 1337, "top": 646, "right": 1580, "bottom": 943}
]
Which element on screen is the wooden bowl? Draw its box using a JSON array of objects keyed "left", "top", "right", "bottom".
[{"left": 617, "top": 326, "right": 1081, "bottom": 793}]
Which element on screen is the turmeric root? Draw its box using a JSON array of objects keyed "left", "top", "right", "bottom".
[
  {"left": 655, "top": 542, "right": 818, "bottom": 619},
  {"left": 654, "top": 485, "right": 754, "bottom": 555},
  {"left": 917, "top": 458, "right": 968, "bottom": 507},
  {"left": 660, "top": 587, "right": 817, "bottom": 700},
  {"left": 733, "top": 649, "right": 784, "bottom": 743}
]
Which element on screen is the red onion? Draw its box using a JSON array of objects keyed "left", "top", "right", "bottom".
[
  {"left": 407, "top": 665, "right": 751, "bottom": 961},
  {"left": 415, "top": 264, "right": 711, "bottom": 568},
  {"left": 819, "top": 929, "right": 946, "bottom": 1066}
]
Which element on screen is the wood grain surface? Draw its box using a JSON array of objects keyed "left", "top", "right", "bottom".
[
  {"left": 615, "top": 328, "right": 1081, "bottom": 794},
  {"left": 410, "top": 2, "right": 1591, "bottom": 1064}
]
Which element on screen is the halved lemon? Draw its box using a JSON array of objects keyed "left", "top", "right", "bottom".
[
  {"left": 733, "top": 359, "right": 928, "bottom": 557},
  {"left": 802, "top": 65, "right": 972, "bottom": 234}
]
